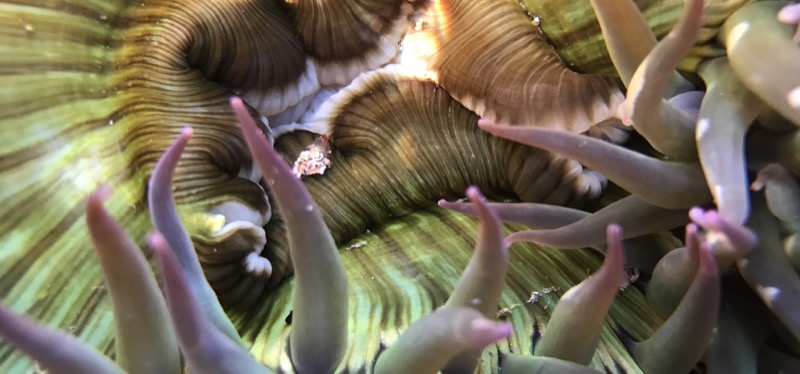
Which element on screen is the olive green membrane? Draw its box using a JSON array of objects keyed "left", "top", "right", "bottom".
[
  {"left": 518, "top": 0, "right": 755, "bottom": 75},
  {"left": 0, "top": 0, "right": 682, "bottom": 371}
]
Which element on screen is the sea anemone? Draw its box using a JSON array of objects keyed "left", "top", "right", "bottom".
[{"left": 1, "top": 0, "right": 799, "bottom": 372}]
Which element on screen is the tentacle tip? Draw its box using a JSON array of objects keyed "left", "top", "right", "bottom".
[
  {"left": 465, "top": 185, "right": 482, "bottom": 201},
  {"left": 180, "top": 126, "right": 194, "bottom": 138},
  {"left": 229, "top": 96, "right": 244, "bottom": 108},
  {"left": 688, "top": 206, "right": 707, "bottom": 225},
  {"left": 436, "top": 198, "right": 448, "bottom": 207},
  {"left": 88, "top": 186, "right": 113, "bottom": 205},
  {"left": 147, "top": 231, "right": 168, "bottom": 253},
  {"left": 778, "top": 4, "right": 800, "bottom": 24},
  {"left": 469, "top": 318, "right": 513, "bottom": 343},
  {"left": 476, "top": 118, "right": 494, "bottom": 127}
]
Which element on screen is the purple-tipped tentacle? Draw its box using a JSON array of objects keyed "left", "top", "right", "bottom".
[
  {"left": 373, "top": 307, "right": 512, "bottom": 374},
  {"left": 440, "top": 196, "right": 670, "bottom": 271},
  {"left": 532, "top": 224, "right": 625, "bottom": 365},
  {"left": 442, "top": 186, "right": 507, "bottom": 373},
  {"left": 232, "top": 96, "right": 348, "bottom": 374},
  {"left": 0, "top": 305, "right": 125, "bottom": 374},
  {"left": 721, "top": 1, "right": 800, "bottom": 127},
  {"left": 646, "top": 224, "right": 701, "bottom": 318},
  {"left": 149, "top": 233, "right": 268, "bottom": 374},
  {"left": 438, "top": 199, "right": 588, "bottom": 228},
  {"left": 479, "top": 121, "right": 711, "bottom": 209},
  {"left": 147, "top": 127, "right": 243, "bottom": 345},
  {"left": 505, "top": 195, "right": 688, "bottom": 249},
  {"left": 85, "top": 188, "right": 180, "bottom": 373},
  {"left": 690, "top": 207, "right": 757, "bottom": 266},
  {"left": 619, "top": 0, "right": 705, "bottom": 160},
  {"left": 589, "top": 0, "right": 692, "bottom": 94},
  {"left": 631, "top": 238, "right": 720, "bottom": 374}
]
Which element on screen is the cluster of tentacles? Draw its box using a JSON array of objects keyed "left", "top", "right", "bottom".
[
  {"left": 435, "top": 0, "right": 800, "bottom": 370},
  {"left": 0, "top": 96, "right": 726, "bottom": 373}
]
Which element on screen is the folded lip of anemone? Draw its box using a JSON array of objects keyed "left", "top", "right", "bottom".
[
  {"left": 425, "top": 0, "right": 624, "bottom": 134},
  {"left": 504, "top": 195, "right": 689, "bottom": 250},
  {"left": 629, "top": 234, "right": 720, "bottom": 374},
  {"left": 478, "top": 121, "right": 711, "bottom": 209},
  {"left": 85, "top": 187, "right": 180, "bottom": 373},
  {"left": 181, "top": 0, "right": 319, "bottom": 116},
  {"left": 372, "top": 307, "right": 512, "bottom": 374},
  {"left": 532, "top": 224, "right": 625, "bottom": 365},
  {"left": 721, "top": 1, "right": 800, "bottom": 127},
  {"left": 287, "top": 0, "right": 411, "bottom": 86},
  {"left": 696, "top": 56, "right": 764, "bottom": 226},
  {"left": 148, "top": 232, "right": 269, "bottom": 374},
  {"left": 619, "top": 0, "right": 705, "bottom": 161},
  {"left": 233, "top": 96, "right": 348, "bottom": 374},
  {"left": 147, "top": 127, "right": 244, "bottom": 347}
]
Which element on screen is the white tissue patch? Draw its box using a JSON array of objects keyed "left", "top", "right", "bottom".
[
  {"left": 696, "top": 118, "right": 711, "bottom": 139},
  {"left": 245, "top": 252, "right": 273, "bottom": 277}
]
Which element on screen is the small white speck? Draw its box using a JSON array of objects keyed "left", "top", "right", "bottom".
[
  {"left": 305, "top": 204, "right": 314, "bottom": 212},
  {"left": 727, "top": 22, "right": 750, "bottom": 51},
  {"left": 696, "top": 118, "right": 711, "bottom": 139},
  {"left": 759, "top": 286, "right": 781, "bottom": 304},
  {"left": 788, "top": 86, "right": 800, "bottom": 109}
]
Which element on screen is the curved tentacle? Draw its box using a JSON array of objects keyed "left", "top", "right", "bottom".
[
  {"left": 618, "top": 0, "right": 704, "bottom": 160},
  {"left": 505, "top": 195, "right": 688, "bottom": 249},
  {"left": 442, "top": 186, "right": 507, "bottom": 373},
  {"left": 148, "top": 127, "right": 243, "bottom": 345},
  {"left": 738, "top": 197, "right": 800, "bottom": 342},
  {"left": 373, "top": 307, "right": 512, "bottom": 374},
  {"left": 721, "top": 1, "right": 800, "bottom": 127},
  {"left": 86, "top": 188, "right": 180, "bottom": 373},
  {"left": 234, "top": 97, "right": 349, "bottom": 373},
  {"left": 149, "top": 233, "right": 268, "bottom": 374},
  {"left": 588, "top": 0, "right": 693, "bottom": 92},
  {"left": 532, "top": 224, "right": 625, "bottom": 365},
  {"left": 630, "top": 236, "right": 720, "bottom": 374},
  {"left": 479, "top": 121, "right": 711, "bottom": 209},
  {"left": 696, "top": 57, "right": 763, "bottom": 225}
]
